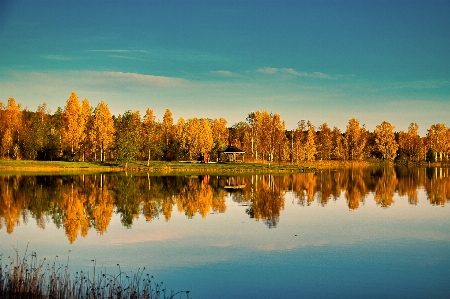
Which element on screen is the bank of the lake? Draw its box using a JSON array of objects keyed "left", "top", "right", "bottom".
[
  {"left": 0, "top": 160, "right": 317, "bottom": 174},
  {"left": 0, "top": 160, "right": 447, "bottom": 175}
]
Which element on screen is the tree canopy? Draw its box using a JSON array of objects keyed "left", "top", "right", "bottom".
[{"left": 0, "top": 93, "right": 448, "bottom": 163}]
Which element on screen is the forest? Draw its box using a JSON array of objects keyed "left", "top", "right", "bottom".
[{"left": 0, "top": 91, "right": 449, "bottom": 164}]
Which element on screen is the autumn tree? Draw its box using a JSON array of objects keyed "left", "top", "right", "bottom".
[
  {"left": 316, "top": 123, "right": 333, "bottom": 160},
  {"left": 251, "top": 111, "right": 286, "bottom": 163},
  {"left": 80, "top": 98, "right": 92, "bottom": 161},
  {"left": 63, "top": 92, "right": 84, "bottom": 159},
  {"left": 270, "top": 113, "right": 287, "bottom": 164},
  {"left": 2, "top": 98, "right": 22, "bottom": 158},
  {"left": 257, "top": 111, "right": 272, "bottom": 160},
  {"left": 291, "top": 120, "right": 307, "bottom": 162},
  {"left": 427, "top": 123, "right": 448, "bottom": 161},
  {"left": 345, "top": 118, "right": 367, "bottom": 160},
  {"left": 398, "top": 123, "right": 423, "bottom": 161},
  {"left": 172, "top": 116, "right": 186, "bottom": 160},
  {"left": 161, "top": 109, "right": 176, "bottom": 160},
  {"left": 246, "top": 111, "right": 260, "bottom": 160},
  {"left": 231, "top": 121, "right": 252, "bottom": 160},
  {"left": 141, "top": 108, "right": 161, "bottom": 165},
  {"left": 304, "top": 121, "right": 317, "bottom": 162},
  {"left": 331, "top": 127, "right": 346, "bottom": 160},
  {"left": 211, "top": 118, "right": 229, "bottom": 159},
  {"left": 374, "top": 121, "right": 398, "bottom": 161},
  {"left": 1, "top": 129, "right": 13, "bottom": 158},
  {"left": 91, "top": 101, "right": 115, "bottom": 162},
  {"left": 182, "top": 117, "right": 213, "bottom": 161}
]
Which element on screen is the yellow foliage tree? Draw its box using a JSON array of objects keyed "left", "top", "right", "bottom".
[
  {"left": 427, "top": 123, "right": 448, "bottom": 161},
  {"left": 92, "top": 101, "right": 115, "bottom": 162},
  {"left": 63, "top": 92, "right": 84, "bottom": 158},
  {"left": 374, "top": 121, "right": 398, "bottom": 161},
  {"left": 142, "top": 108, "right": 161, "bottom": 165},
  {"left": 345, "top": 118, "right": 367, "bottom": 160},
  {"left": 304, "top": 121, "right": 317, "bottom": 162}
]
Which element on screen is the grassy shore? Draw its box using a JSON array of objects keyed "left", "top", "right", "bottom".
[
  {"left": 0, "top": 249, "right": 189, "bottom": 299},
  {"left": 0, "top": 159, "right": 446, "bottom": 174},
  {"left": 0, "top": 160, "right": 317, "bottom": 174}
]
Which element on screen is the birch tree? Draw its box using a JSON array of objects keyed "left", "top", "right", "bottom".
[
  {"left": 374, "top": 121, "right": 398, "bottom": 160},
  {"left": 345, "top": 118, "right": 367, "bottom": 160},
  {"left": 92, "top": 101, "right": 115, "bottom": 162},
  {"left": 142, "top": 108, "right": 161, "bottom": 165},
  {"left": 63, "top": 92, "right": 84, "bottom": 159}
]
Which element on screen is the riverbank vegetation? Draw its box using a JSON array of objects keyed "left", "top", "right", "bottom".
[
  {"left": 0, "top": 248, "right": 189, "bottom": 299},
  {"left": 0, "top": 92, "right": 449, "bottom": 166}
]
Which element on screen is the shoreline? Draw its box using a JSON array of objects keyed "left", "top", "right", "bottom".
[{"left": 0, "top": 160, "right": 447, "bottom": 174}]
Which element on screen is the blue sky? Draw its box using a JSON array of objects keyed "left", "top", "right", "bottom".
[{"left": 0, "top": 0, "right": 449, "bottom": 135}]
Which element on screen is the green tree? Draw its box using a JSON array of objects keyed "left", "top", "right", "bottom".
[
  {"left": 114, "top": 110, "right": 142, "bottom": 168},
  {"left": 22, "top": 103, "right": 51, "bottom": 160}
]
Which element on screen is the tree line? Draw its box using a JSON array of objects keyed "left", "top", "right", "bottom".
[{"left": 1, "top": 92, "right": 449, "bottom": 163}]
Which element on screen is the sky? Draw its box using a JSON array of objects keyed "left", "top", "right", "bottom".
[{"left": 0, "top": 0, "right": 449, "bottom": 135}]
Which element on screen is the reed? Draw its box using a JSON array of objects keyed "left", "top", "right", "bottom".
[{"left": 0, "top": 248, "right": 190, "bottom": 299}]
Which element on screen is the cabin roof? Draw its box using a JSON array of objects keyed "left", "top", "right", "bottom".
[{"left": 217, "top": 145, "right": 245, "bottom": 153}]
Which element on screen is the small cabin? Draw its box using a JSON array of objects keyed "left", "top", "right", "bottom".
[{"left": 217, "top": 146, "right": 245, "bottom": 162}]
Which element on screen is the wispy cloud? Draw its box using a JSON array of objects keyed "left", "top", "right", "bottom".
[
  {"left": 257, "top": 67, "right": 334, "bottom": 79},
  {"left": 90, "top": 71, "right": 189, "bottom": 87},
  {"left": 42, "top": 55, "right": 73, "bottom": 61},
  {"left": 257, "top": 67, "right": 278, "bottom": 74},
  {"left": 89, "top": 49, "right": 150, "bottom": 54},
  {"left": 210, "top": 70, "right": 240, "bottom": 77},
  {"left": 4, "top": 70, "right": 189, "bottom": 88}
]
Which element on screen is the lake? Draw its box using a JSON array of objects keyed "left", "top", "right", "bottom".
[{"left": 1, "top": 166, "right": 449, "bottom": 298}]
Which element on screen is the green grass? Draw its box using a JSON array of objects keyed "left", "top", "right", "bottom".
[
  {"left": 0, "top": 248, "right": 190, "bottom": 299},
  {"left": 0, "top": 160, "right": 314, "bottom": 174}
]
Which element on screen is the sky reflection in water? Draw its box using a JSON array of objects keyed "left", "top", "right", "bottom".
[{"left": 0, "top": 167, "right": 449, "bottom": 298}]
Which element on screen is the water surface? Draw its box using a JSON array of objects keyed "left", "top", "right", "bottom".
[{"left": 1, "top": 166, "right": 449, "bottom": 298}]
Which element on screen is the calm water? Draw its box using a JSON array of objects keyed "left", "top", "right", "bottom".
[{"left": 1, "top": 166, "right": 449, "bottom": 298}]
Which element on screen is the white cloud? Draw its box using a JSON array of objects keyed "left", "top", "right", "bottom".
[
  {"left": 210, "top": 70, "right": 240, "bottom": 77},
  {"left": 42, "top": 55, "right": 73, "bottom": 61},
  {"left": 98, "top": 71, "right": 189, "bottom": 87},
  {"left": 5, "top": 70, "right": 189, "bottom": 87},
  {"left": 257, "top": 67, "right": 333, "bottom": 79},
  {"left": 257, "top": 67, "right": 278, "bottom": 74}
]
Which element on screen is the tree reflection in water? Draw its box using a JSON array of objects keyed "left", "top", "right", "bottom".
[{"left": 0, "top": 166, "right": 449, "bottom": 242}]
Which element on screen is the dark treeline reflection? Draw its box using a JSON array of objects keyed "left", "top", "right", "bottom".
[{"left": 0, "top": 167, "right": 449, "bottom": 243}]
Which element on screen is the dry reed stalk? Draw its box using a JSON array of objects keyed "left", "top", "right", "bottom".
[{"left": 0, "top": 248, "right": 190, "bottom": 299}]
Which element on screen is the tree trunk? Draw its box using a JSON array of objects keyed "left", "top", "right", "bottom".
[{"left": 101, "top": 141, "right": 104, "bottom": 162}]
